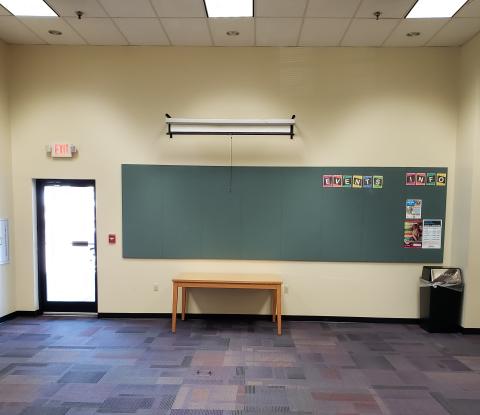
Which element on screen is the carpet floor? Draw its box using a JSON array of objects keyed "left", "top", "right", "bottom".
[{"left": 0, "top": 316, "right": 479, "bottom": 415}]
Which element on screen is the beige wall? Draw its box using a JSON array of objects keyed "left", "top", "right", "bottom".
[
  {"left": 0, "top": 41, "right": 14, "bottom": 318},
  {"left": 9, "top": 46, "right": 459, "bottom": 317},
  {"left": 453, "top": 34, "right": 480, "bottom": 328}
]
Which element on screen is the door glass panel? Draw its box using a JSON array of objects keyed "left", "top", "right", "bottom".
[{"left": 44, "top": 185, "right": 96, "bottom": 302}]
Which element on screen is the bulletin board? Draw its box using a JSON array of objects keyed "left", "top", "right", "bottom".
[{"left": 122, "top": 165, "right": 447, "bottom": 263}]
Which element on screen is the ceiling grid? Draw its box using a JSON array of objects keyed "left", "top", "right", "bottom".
[{"left": 0, "top": 0, "right": 478, "bottom": 47}]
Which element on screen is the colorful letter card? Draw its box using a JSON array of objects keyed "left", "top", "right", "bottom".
[
  {"left": 323, "top": 175, "right": 332, "bottom": 187},
  {"left": 353, "top": 176, "right": 363, "bottom": 189},
  {"left": 363, "top": 176, "right": 373, "bottom": 188},
  {"left": 426, "top": 173, "right": 436, "bottom": 186},
  {"left": 406, "top": 173, "right": 416, "bottom": 186},
  {"left": 333, "top": 175, "right": 343, "bottom": 187},
  {"left": 373, "top": 176, "right": 383, "bottom": 189},
  {"left": 416, "top": 173, "right": 426, "bottom": 186},
  {"left": 343, "top": 175, "right": 352, "bottom": 188},
  {"left": 436, "top": 173, "right": 447, "bottom": 186}
]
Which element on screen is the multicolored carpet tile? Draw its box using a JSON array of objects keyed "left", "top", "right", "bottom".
[{"left": 0, "top": 316, "right": 479, "bottom": 414}]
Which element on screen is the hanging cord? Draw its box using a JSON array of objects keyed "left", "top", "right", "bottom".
[{"left": 229, "top": 135, "right": 233, "bottom": 193}]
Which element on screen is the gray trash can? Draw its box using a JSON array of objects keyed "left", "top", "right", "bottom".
[{"left": 419, "top": 266, "right": 463, "bottom": 333}]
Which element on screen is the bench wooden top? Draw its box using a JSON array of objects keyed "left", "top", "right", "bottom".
[{"left": 173, "top": 273, "right": 282, "bottom": 285}]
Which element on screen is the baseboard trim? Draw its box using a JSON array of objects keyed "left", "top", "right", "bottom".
[
  {"left": 461, "top": 327, "right": 480, "bottom": 335},
  {"left": 284, "top": 315, "right": 419, "bottom": 324},
  {"left": 5, "top": 312, "right": 479, "bottom": 333},
  {"left": 15, "top": 310, "right": 42, "bottom": 317},
  {"left": 99, "top": 313, "right": 171, "bottom": 319},
  {"left": 185, "top": 313, "right": 272, "bottom": 321},
  {"left": 0, "top": 310, "right": 42, "bottom": 323},
  {"left": 0, "top": 311, "right": 17, "bottom": 324},
  {"left": 97, "top": 312, "right": 419, "bottom": 324}
]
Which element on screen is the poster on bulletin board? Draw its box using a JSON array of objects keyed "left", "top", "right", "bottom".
[{"left": 0, "top": 219, "right": 9, "bottom": 265}]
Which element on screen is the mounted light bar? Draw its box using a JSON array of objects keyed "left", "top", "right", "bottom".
[
  {"left": 0, "top": 0, "right": 58, "bottom": 16},
  {"left": 204, "top": 0, "right": 253, "bottom": 17},
  {"left": 406, "top": 0, "right": 468, "bottom": 18},
  {"left": 165, "top": 115, "right": 296, "bottom": 139}
]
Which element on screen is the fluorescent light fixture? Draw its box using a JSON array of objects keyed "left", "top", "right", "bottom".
[
  {"left": 406, "top": 0, "right": 468, "bottom": 18},
  {"left": 204, "top": 0, "right": 253, "bottom": 17},
  {"left": 165, "top": 117, "right": 296, "bottom": 138},
  {"left": 0, "top": 0, "right": 58, "bottom": 16}
]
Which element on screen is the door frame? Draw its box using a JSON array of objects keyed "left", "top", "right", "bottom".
[{"left": 36, "top": 179, "right": 98, "bottom": 313}]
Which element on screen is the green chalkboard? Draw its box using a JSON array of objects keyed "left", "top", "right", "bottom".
[{"left": 122, "top": 165, "right": 447, "bottom": 262}]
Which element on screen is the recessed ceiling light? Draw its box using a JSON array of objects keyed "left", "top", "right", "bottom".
[
  {"left": 48, "top": 29, "right": 62, "bottom": 36},
  {"left": 226, "top": 30, "right": 240, "bottom": 36},
  {"left": 406, "top": 0, "right": 468, "bottom": 18},
  {"left": 406, "top": 31, "right": 421, "bottom": 37},
  {"left": 204, "top": 0, "right": 253, "bottom": 18},
  {"left": 0, "top": 0, "right": 58, "bottom": 16}
]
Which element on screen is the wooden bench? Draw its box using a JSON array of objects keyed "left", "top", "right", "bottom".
[{"left": 171, "top": 273, "right": 283, "bottom": 335}]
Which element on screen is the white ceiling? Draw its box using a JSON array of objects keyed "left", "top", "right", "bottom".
[{"left": 0, "top": 0, "right": 479, "bottom": 47}]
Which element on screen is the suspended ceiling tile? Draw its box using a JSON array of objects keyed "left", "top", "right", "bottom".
[
  {"left": 299, "top": 18, "right": 350, "bottom": 46},
  {"left": 19, "top": 17, "right": 86, "bottom": 44},
  {"left": 306, "top": 0, "right": 362, "bottom": 18},
  {"left": 151, "top": 0, "right": 206, "bottom": 18},
  {"left": 456, "top": 0, "right": 480, "bottom": 17},
  {"left": 114, "top": 18, "right": 169, "bottom": 45},
  {"left": 0, "top": 16, "right": 45, "bottom": 44},
  {"left": 161, "top": 18, "right": 212, "bottom": 45},
  {"left": 45, "top": 0, "right": 108, "bottom": 18},
  {"left": 256, "top": 17, "right": 302, "bottom": 46},
  {"left": 255, "top": 0, "right": 308, "bottom": 17},
  {"left": 66, "top": 17, "right": 127, "bottom": 44},
  {"left": 341, "top": 18, "right": 399, "bottom": 46},
  {"left": 384, "top": 18, "right": 448, "bottom": 46},
  {"left": 99, "top": 0, "right": 156, "bottom": 18},
  {"left": 209, "top": 17, "right": 254, "bottom": 46},
  {"left": 428, "top": 18, "right": 480, "bottom": 46},
  {"left": 355, "top": 0, "right": 417, "bottom": 19}
]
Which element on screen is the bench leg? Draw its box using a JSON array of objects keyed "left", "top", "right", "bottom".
[
  {"left": 272, "top": 290, "right": 276, "bottom": 322},
  {"left": 182, "top": 287, "right": 187, "bottom": 321},
  {"left": 172, "top": 283, "right": 178, "bottom": 333},
  {"left": 276, "top": 286, "right": 282, "bottom": 335}
]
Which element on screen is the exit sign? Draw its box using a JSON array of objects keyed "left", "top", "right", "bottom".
[{"left": 51, "top": 143, "right": 72, "bottom": 158}]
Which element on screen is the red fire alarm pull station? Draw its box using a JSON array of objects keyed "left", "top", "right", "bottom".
[{"left": 108, "top": 234, "right": 116, "bottom": 244}]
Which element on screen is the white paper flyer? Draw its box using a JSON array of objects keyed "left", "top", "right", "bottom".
[{"left": 422, "top": 219, "right": 442, "bottom": 249}]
